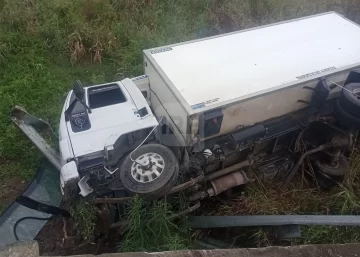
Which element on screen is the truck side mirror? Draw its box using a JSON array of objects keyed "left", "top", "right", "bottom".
[{"left": 73, "top": 80, "right": 85, "bottom": 100}]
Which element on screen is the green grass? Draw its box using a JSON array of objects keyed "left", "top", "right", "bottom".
[
  {"left": 2, "top": 0, "right": 360, "bottom": 248},
  {"left": 297, "top": 226, "right": 360, "bottom": 245},
  {"left": 119, "top": 195, "right": 190, "bottom": 252},
  {"left": 0, "top": 0, "right": 213, "bottom": 183},
  {"left": 70, "top": 198, "right": 97, "bottom": 241}
]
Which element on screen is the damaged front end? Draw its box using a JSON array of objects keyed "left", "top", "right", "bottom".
[{"left": 58, "top": 78, "right": 159, "bottom": 201}]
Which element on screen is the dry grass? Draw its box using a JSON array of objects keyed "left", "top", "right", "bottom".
[
  {"left": 89, "top": 41, "right": 103, "bottom": 64},
  {"left": 69, "top": 33, "right": 86, "bottom": 64},
  {"left": 2, "top": 0, "right": 360, "bottom": 65},
  {"left": 202, "top": 150, "right": 360, "bottom": 246},
  {"left": 208, "top": 0, "right": 360, "bottom": 32},
  {"left": 210, "top": 151, "right": 360, "bottom": 216},
  {"left": 211, "top": 184, "right": 331, "bottom": 215}
]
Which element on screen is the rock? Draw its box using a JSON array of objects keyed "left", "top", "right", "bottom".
[{"left": 0, "top": 241, "right": 38, "bottom": 257}]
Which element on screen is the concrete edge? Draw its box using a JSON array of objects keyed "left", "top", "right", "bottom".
[
  {"left": 2, "top": 241, "right": 360, "bottom": 257},
  {"left": 0, "top": 241, "right": 38, "bottom": 257}
]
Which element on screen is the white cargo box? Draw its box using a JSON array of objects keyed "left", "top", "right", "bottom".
[{"left": 143, "top": 12, "right": 360, "bottom": 144}]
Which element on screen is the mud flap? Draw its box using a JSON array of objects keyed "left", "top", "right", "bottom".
[{"left": 78, "top": 175, "right": 94, "bottom": 197}]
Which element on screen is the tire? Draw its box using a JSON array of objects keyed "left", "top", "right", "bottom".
[
  {"left": 339, "top": 83, "right": 360, "bottom": 118},
  {"left": 120, "top": 144, "right": 179, "bottom": 198},
  {"left": 313, "top": 155, "right": 349, "bottom": 176},
  {"left": 334, "top": 100, "right": 360, "bottom": 129}
]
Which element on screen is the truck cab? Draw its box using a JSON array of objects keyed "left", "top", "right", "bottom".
[{"left": 59, "top": 79, "right": 158, "bottom": 196}]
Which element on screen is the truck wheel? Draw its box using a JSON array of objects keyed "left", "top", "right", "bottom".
[
  {"left": 313, "top": 155, "right": 349, "bottom": 176},
  {"left": 339, "top": 83, "right": 360, "bottom": 118},
  {"left": 334, "top": 100, "right": 360, "bottom": 129},
  {"left": 120, "top": 144, "right": 179, "bottom": 198}
]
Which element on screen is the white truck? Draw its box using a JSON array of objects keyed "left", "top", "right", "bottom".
[{"left": 59, "top": 12, "right": 360, "bottom": 201}]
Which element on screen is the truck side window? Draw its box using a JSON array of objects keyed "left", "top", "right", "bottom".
[{"left": 88, "top": 84, "right": 126, "bottom": 109}]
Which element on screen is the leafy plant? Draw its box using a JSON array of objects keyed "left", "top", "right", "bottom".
[
  {"left": 118, "top": 195, "right": 189, "bottom": 252},
  {"left": 70, "top": 198, "right": 97, "bottom": 241}
]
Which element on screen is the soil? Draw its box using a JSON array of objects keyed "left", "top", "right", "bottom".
[
  {"left": 35, "top": 217, "right": 119, "bottom": 256},
  {"left": 0, "top": 177, "right": 28, "bottom": 211}
]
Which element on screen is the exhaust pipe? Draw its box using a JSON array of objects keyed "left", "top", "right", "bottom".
[{"left": 207, "top": 171, "right": 249, "bottom": 196}]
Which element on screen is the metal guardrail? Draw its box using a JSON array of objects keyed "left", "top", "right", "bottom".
[
  {"left": 189, "top": 215, "right": 360, "bottom": 239},
  {"left": 189, "top": 215, "right": 360, "bottom": 228}
]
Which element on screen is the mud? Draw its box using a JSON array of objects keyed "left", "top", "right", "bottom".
[
  {"left": 35, "top": 217, "right": 119, "bottom": 256},
  {"left": 0, "top": 178, "right": 28, "bottom": 212}
]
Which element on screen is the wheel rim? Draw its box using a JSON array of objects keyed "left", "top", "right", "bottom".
[{"left": 131, "top": 152, "right": 165, "bottom": 183}]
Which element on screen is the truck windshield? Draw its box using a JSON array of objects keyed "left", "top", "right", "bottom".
[{"left": 88, "top": 84, "right": 126, "bottom": 109}]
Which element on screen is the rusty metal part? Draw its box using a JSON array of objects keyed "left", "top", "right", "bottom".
[
  {"left": 169, "top": 174, "right": 204, "bottom": 194},
  {"left": 189, "top": 191, "right": 209, "bottom": 201},
  {"left": 95, "top": 174, "right": 204, "bottom": 204},
  {"left": 208, "top": 171, "right": 248, "bottom": 196},
  {"left": 281, "top": 142, "right": 332, "bottom": 189},
  {"left": 169, "top": 201, "right": 201, "bottom": 219},
  {"left": 110, "top": 202, "right": 201, "bottom": 230},
  {"left": 205, "top": 159, "right": 251, "bottom": 181}
]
